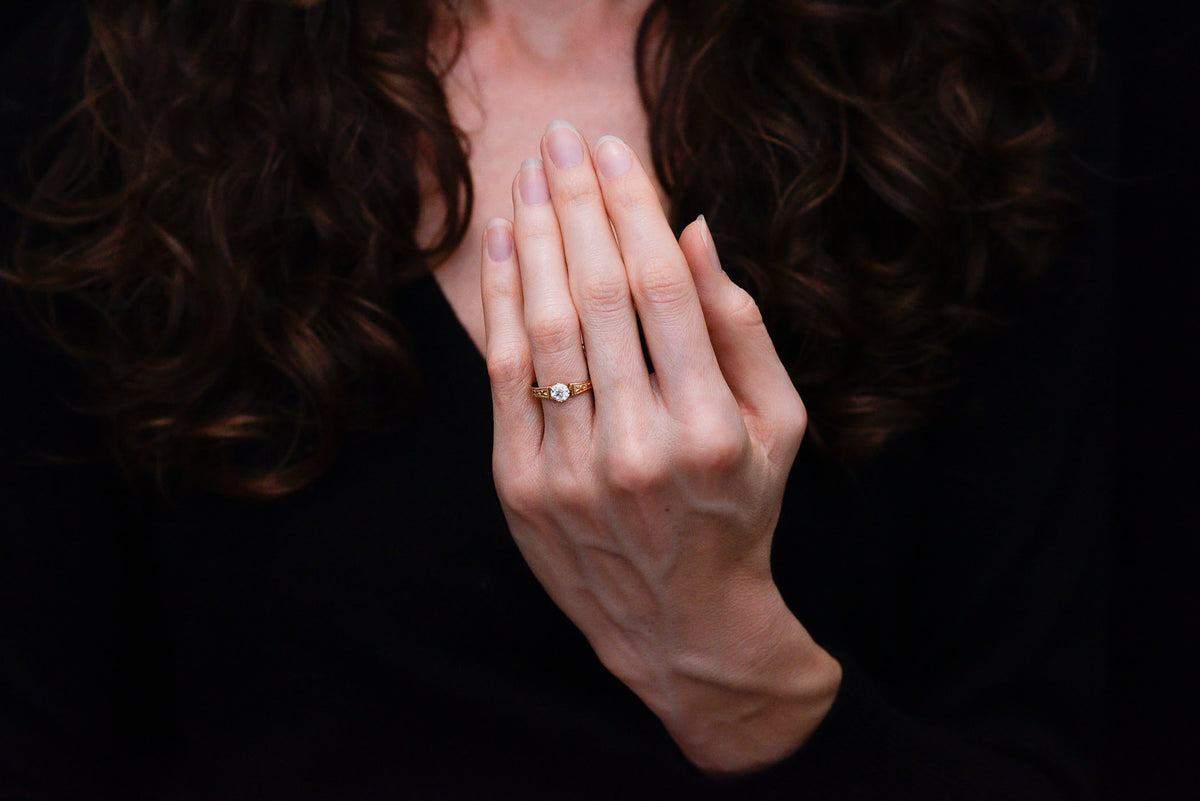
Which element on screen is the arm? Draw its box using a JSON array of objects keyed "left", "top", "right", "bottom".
[
  {"left": 478, "top": 123, "right": 841, "bottom": 775},
  {"left": 479, "top": 117, "right": 1114, "bottom": 798}
]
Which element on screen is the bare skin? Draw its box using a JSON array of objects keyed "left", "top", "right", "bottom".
[
  {"left": 433, "top": 0, "right": 843, "bottom": 775},
  {"left": 428, "top": 0, "right": 660, "bottom": 354}
]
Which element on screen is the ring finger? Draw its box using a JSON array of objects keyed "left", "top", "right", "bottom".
[{"left": 512, "top": 157, "right": 592, "bottom": 443}]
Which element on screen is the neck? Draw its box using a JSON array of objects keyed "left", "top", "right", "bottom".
[{"left": 454, "top": 0, "right": 655, "bottom": 66}]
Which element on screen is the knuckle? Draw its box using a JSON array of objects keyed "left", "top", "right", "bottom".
[
  {"left": 481, "top": 270, "right": 519, "bottom": 307},
  {"left": 576, "top": 270, "right": 631, "bottom": 316},
  {"left": 546, "top": 466, "right": 593, "bottom": 510},
  {"left": 635, "top": 254, "right": 692, "bottom": 308},
  {"left": 517, "top": 214, "right": 562, "bottom": 244},
  {"left": 778, "top": 390, "right": 809, "bottom": 450},
  {"left": 788, "top": 391, "right": 809, "bottom": 433},
  {"left": 526, "top": 309, "right": 580, "bottom": 354},
  {"left": 609, "top": 182, "right": 652, "bottom": 214},
  {"left": 681, "top": 414, "right": 747, "bottom": 473},
  {"left": 485, "top": 346, "right": 530, "bottom": 388},
  {"left": 604, "top": 440, "right": 666, "bottom": 494},
  {"left": 725, "top": 286, "right": 766, "bottom": 330},
  {"left": 757, "top": 387, "right": 808, "bottom": 460},
  {"left": 494, "top": 459, "right": 540, "bottom": 515},
  {"left": 556, "top": 178, "right": 602, "bottom": 211}
]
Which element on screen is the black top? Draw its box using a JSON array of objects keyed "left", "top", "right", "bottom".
[{"left": 0, "top": 5, "right": 1118, "bottom": 800}]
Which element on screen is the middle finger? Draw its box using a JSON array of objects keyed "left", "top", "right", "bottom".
[{"left": 540, "top": 121, "right": 650, "bottom": 411}]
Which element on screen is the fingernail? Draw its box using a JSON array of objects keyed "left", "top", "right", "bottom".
[
  {"left": 545, "top": 120, "right": 583, "bottom": 169},
  {"left": 699, "top": 215, "right": 723, "bottom": 272},
  {"left": 519, "top": 158, "right": 550, "bottom": 205},
  {"left": 594, "top": 135, "right": 631, "bottom": 179},
  {"left": 485, "top": 219, "right": 513, "bottom": 262}
]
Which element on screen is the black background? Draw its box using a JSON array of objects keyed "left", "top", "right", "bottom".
[
  {"left": 1098, "top": 1, "right": 1200, "bottom": 799},
  {"left": 2, "top": 2, "right": 1198, "bottom": 799}
]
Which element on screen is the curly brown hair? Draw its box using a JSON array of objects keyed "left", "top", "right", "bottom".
[{"left": 4, "top": 0, "right": 1095, "bottom": 498}]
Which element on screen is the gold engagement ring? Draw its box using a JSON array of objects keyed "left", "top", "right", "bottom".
[{"left": 531, "top": 381, "right": 593, "bottom": 403}]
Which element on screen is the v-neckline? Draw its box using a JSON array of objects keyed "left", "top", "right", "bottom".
[{"left": 396, "top": 270, "right": 489, "bottom": 379}]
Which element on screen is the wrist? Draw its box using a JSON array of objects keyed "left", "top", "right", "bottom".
[{"left": 639, "top": 582, "right": 843, "bottom": 775}]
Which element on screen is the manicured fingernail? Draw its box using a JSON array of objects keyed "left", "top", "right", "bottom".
[
  {"left": 594, "top": 135, "right": 631, "bottom": 179},
  {"left": 485, "top": 219, "right": 513, "bottom": 261},
  {"left": 699, "top": 215, "right": 722, "bottom": 272},
  {"left": 545, "top": 120, "right": 583, "bottom": 169},
  {"left": 519, "top": 158, "right": 550, "bottom": 205}
]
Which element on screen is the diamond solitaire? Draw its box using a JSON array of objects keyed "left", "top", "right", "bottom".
[{"left": 531, "top": 380, "right": 592, "bottom": 403}]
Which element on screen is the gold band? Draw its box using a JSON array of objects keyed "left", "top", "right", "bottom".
[{"left": 531, "top": 380, "right": 593, "bottom": 403}]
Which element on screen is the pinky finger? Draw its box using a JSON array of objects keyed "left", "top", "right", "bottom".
[
  {"left": 679, "top": 216, "right": 807, "bottom": 448},
  {"left": 481, "top": 218, "right": 543, "bottom": 454}
]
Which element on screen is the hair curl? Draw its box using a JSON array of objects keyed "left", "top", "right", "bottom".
[{"left": 5, "top": 0, "right": 1094, "bottom": 498}]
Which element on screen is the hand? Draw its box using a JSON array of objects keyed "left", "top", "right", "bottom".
[{"left": 479, "top": 121, "right": 841, "bottom": 774}]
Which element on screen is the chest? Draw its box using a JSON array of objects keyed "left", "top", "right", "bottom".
[{"left": 427, "top": 35, "right": 658, "bottom": 355}]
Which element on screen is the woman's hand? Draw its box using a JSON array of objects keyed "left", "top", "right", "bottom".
[{"left": 479, "top": 121, "right": 841, "bottom": 775}]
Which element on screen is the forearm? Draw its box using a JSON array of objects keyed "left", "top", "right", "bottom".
[{"left": 615, "top": 580, "right": 842, "bottom": 776}]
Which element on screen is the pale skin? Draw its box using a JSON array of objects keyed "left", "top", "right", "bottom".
[{"left": 432, "top": 0, "right": 843, "bottom": 775}]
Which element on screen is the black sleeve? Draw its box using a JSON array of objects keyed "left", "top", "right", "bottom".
[
  {"left": 0, "top": 4, "right": 1118, "bottom": 799},
  {"left": 0, "top": 307, "right": 156, "bottom": 801},
  {"left": 700, "top": 53, "right": 1119, "bottom": 801},
  {"left": 1, "top": 5, "right": 159, "bottom": 799}
]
